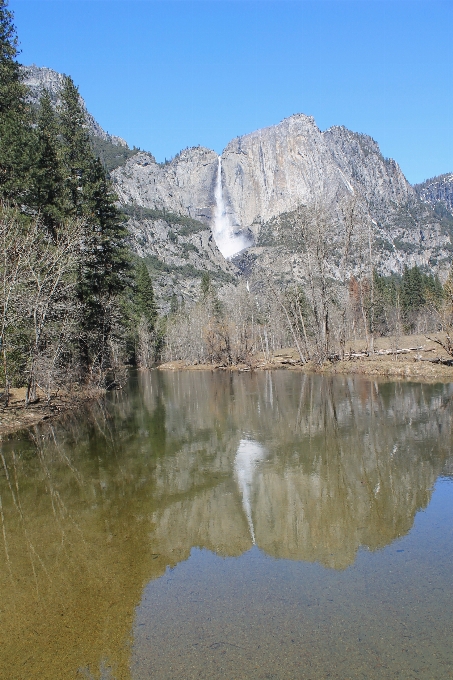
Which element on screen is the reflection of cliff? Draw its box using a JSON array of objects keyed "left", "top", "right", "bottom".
[
  {"left": 0, "top": 372, "right": 452, "bottom": 678},
  {"left": 148, "top": 372, "right": 453, "bottom": 571}
]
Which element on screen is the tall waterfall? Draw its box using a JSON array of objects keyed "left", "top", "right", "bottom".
[{"left": 212, "top": 156, "right": 251, "bottom": 259}]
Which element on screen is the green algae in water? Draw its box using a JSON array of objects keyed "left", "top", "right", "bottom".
[{"left": 1, "top": 372, "right": 453, "bottom": 679}]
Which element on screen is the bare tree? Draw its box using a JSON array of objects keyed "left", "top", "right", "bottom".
[
  {"left": 0, "top": 205, "right": 37, "bottom": 405},
  {"left": 0, "top": 205, "right": 84, "bottom": 405},
  {"left": 23, "top": 218, "right": 83, "bottom": 403}
]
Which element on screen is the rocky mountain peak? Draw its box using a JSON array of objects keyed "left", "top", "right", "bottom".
[
  {"left": 22, "top": 63, "right": 453, "bottom": 295},
  {"left": 21, "top": 64, "right": 127, "bottom": 147}
]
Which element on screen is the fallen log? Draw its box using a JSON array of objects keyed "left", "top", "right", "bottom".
[{"left": 416, "top": 357, "right": 453, "bottom": 366}]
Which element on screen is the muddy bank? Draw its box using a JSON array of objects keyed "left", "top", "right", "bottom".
[
  {"left": 0, "top": 386, "right": 104, "bottom": 437},
  {"left": 158, "top": 335, "right": 453, "bottom": 383},
  {"left": 158, "top": 358, "right": 453, "bottom": 381}
]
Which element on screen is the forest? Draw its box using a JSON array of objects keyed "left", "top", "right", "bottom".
[{"left": 0, "top": 0, "right": 156, "bottom": 405}]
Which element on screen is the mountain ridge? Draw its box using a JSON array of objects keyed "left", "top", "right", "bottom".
[{"left": 21, "top": 64, "right": 453, "bottom": 307}]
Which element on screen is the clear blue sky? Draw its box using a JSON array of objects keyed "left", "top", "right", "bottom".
[{"left": 11, "top": 0, "right": 453, "bottom": 184}]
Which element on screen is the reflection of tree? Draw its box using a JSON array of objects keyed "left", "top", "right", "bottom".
[
  {"left": 0, "top": 372, "right": 452, "bottom": 678},
  {"left": 0, "top": 399, "right": 171, "bottom": 680}
]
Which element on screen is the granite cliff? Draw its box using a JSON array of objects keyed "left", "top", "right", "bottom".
[
  {"left": 23, "top": 65, "right": 453, "bottom": 304},
  {"left": 22, "top": 65, "right": 127, "bottom": 147},
  {"left": 415, "top": 173, "right": 453, "bottom": 217},
  {"left": 112, "top": 114, "right": 453, "bottom": 283}
]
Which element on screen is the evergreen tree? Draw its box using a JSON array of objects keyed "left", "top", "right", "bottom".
[
  {"left": 401, "top": 265, "right": 425, "bottom": 312},
  {"left": 59, "top": 75, "right": 91, "bottom": 216},
  {"left": 31, "top": 91, "right": 66, "bottom": 234},
  {"left": 58, "top": 74, "right": 131, "bottom": 380},
  {"left": 444, "top": 264, "right": 453, "bottom": 308},
  {"left": 422, "top": 272, "right": 443, "bottom": 307},
  {"left": 0, "top": 2, "right": 135, "bottom": 391},
  {"left": 58, "top": 75, "right": 130, "bottom": 302},
  {"left": 0, "top": 0, "right": 33, "bottom": 201},
  {"left": 200, "top": 271, "right": 211, "bottom": 298},
  {"left": 134, "top": 260, "right": 156, "bottom": 331},
  {"left": 81, "top": 156, "right": 130, "bottom": 300}
]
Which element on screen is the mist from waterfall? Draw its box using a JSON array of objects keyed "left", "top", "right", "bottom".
[{"left": 212, "top": 156, "right": 251, "bottom": 259}]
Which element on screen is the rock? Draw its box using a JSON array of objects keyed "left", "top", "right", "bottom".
[
  {"left": 415, "top": 173, "right": 453, "bottom": 216},
  {"left": 114, "top": 113, "right": 453, "bottom": 279},
  {"left": 112, "top": 147, "right": 219, "bottom": 222},
  {"left": 21, "top": 63, "right": 453, "bottom": 301},
  {"left": 21, "top": 64, "right": 127, "bottom": 147}
]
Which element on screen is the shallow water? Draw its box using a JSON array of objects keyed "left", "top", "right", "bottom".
[{"left": 1, "top": 372, "right": 453, "bottom": 679}]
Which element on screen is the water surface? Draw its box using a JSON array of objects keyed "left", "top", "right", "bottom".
[{"left": 1, "top": 372, "right": 452, "bottom": 678}]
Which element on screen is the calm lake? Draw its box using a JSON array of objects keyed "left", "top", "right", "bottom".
[{"left": 1, "top": 371, "right": 453, "bottom": 679}]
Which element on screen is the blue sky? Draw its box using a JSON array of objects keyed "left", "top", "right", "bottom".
[{"left": 12, "top": 0, "right": 453, "bottom": 184}]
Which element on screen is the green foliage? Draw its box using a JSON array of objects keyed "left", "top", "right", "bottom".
[
  {"left": 372, "top": 271, "right": 400, "bottom": 335},
  {"left": 79, "top": 157, "right": 130, "bottom": 300},
  {"left": 373, "top": 270, "right": 399, "bottom": 307},
  {"left": 0, "top": 6, "right": 133, "bottom": 390},
  {"left": 59, "top": 76, "right": 92, "bottom": 216},
  {"left": 200, "top": 271, "right": 211, "bottom": 298},
  {"left": 89, "top": 136, "right": 139, "bottom": 173},
  {"left": 134, "top": 260, "right": 156, "bottom": 331},
  {"left": 372, "top": 266, "right": 444, "bottom": 335},
  {"left": 30, "top": 91, "right": 66, "bottom": 233},
  {"left": 120, "top": 203, "right": 206, "bottom": 234},
  {"left": 143, "top": 253, "right": 235, "bottom": 285},
  {"left": 401, "top": 265, "right": 442, "bottom": 312},
  {"left": 433, "top": 201, "right": 453, "bottom": 220},
  {"left": 423, "top": 271, "right": 443, "bottom": 306},
  {"left": 0, "top": 0, "right": 34, "bottom": 201},
  {"left": 401, "top": 266, "right": 424, "bottom": 312},
  {"left": 374, "top": 237, "right": 394, "bottom": 253},
  {"left": 0, "top": 0, "right": 18, "bottom": 102},
  {"left": 392, "top": 238, "right": 418, "bottom": 255}
]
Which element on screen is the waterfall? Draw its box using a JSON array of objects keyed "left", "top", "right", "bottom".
[{"left": 212, "top": 156, "right": 251, "bottom": 259}]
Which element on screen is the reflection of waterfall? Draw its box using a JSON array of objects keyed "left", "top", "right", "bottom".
[
  {"left": 234, "top": 439, "right": 266, "bottom": 543},
  {"left": 212, "top": 156, "right": 251, "bottom": 258}
]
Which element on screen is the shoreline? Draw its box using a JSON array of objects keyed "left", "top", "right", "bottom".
[
  {"left": 3, "top": 335, "right": 453, "bottom": 437},
  {"left": 0, "top": 387, "right": 105, "bottom": 438},
  {"left": 158, "top": 334, "right": 453, "bottom": 383},
  {"left": 158, "top": 357, "right": 453, "bottom": 382}
]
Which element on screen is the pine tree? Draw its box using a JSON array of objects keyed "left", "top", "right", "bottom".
[
  {"left": 401, "top": 265, "right": 424, "bottom": 312},
  {"left": 84, "top": 158, "right": 130, "bottom": 295},
  {"left": 59, "top": 75, "right": 91, "bottom": 216},
  {"left": 443, "top": 265, "right": 453, "bottom": 314},
  {"left": 0, "top": 0, "right": 21, "bottom": 114},
  {"left": 58, "top": 75, "right": 131, "bottom": 379},
  {"left": 422, "top": 272, "right": 443, "bottom": 307},
  {"left": 0, "top": 0, "right": 33, "bottom": 201},
  {"left": 134, "top": 260, "right": 156, "bottom": 331},
  {"left": 31, "top": 91, "right": 66, "bottom": 234},
  {"left": 200, "top": 271, "right": 211, "bottom": 298},
  {"left": 58, "top": 76, "right": 130, "bottom": 298}
]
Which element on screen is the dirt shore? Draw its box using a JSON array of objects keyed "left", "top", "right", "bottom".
[
  {"left": 159, "top": 334, "right": 453, "bottom": 382},
  {"left": 0, "top": 386, "right": 104, "bottom": 438},
  {"left": 3, "top": 335, "right": 452, "bottom": 437}
]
